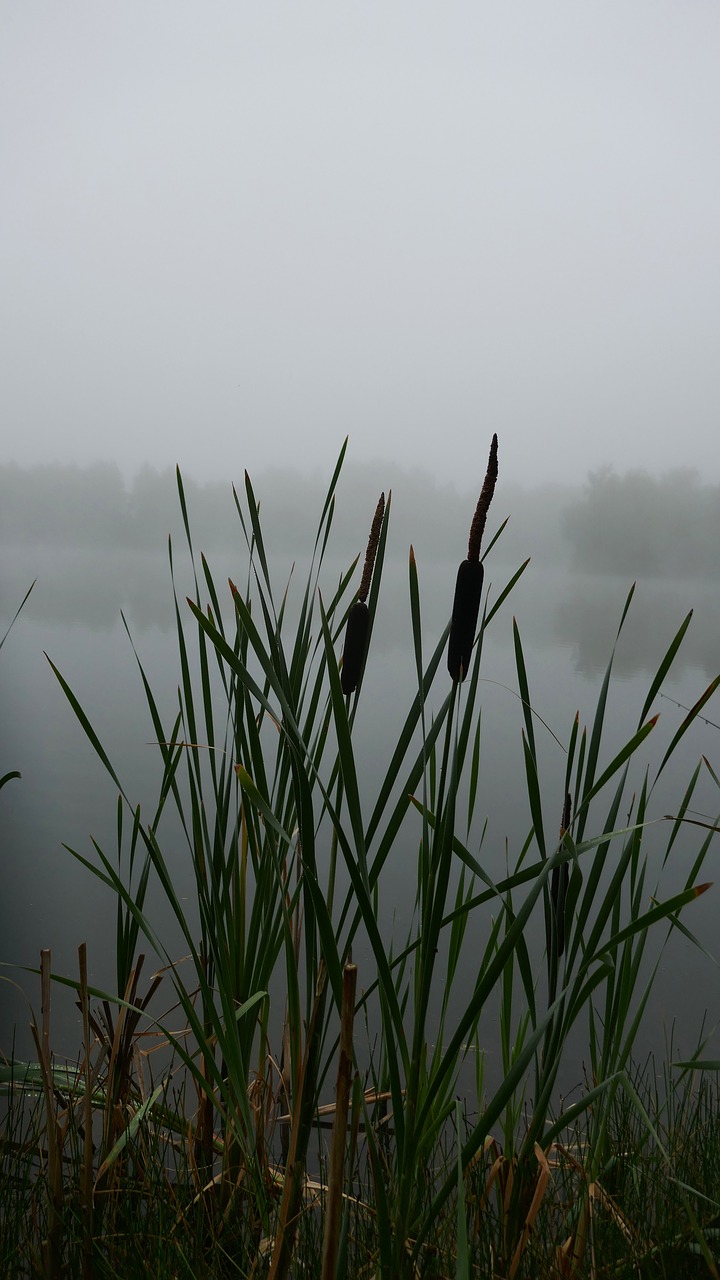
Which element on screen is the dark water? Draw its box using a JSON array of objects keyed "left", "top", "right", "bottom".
[{"left": 2, "top": 543, "right": 720, "bottom": 1095}]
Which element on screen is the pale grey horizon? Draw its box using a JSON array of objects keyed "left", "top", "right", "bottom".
[{"left": 2, "top": 3, "right": 719, "bottom": 490}]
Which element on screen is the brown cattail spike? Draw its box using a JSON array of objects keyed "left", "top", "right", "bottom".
[
  {"left": 468, "top": 433, "right": 498, "bottom": 562},
  {"left": 447, "top": 435, "right": 498, "bottom": 682},
  {"left": 447, "top": 560, "right": 484, "bottom": 682},
  {"left": 341, "top": 492, "right": 385, "bottom": 694},
  {"left": 341, "top": 601, "right": 369, "bottom": 694},
  {"left": 358, "top": 493, "right": 385, "bottom": 604}
]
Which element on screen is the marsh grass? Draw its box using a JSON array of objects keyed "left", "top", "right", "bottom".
[
  {"left": 2, "top": 439, "right": 720, "bottom": 1278},
  {"left": 3, "top": 1044, "right": 720, "bottom": 1278}
]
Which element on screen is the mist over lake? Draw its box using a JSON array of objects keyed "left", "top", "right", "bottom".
[
  {"left": 5, "top": 10, "right": 720, "bottom": 1265},
  {"left": 2, "top": 459, "right": 720, "bottom": 1091}
]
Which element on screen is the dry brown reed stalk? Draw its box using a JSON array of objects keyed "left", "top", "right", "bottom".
[
  {"left": 507, "top": 1143, "right": 552, "bottom": 1280},
  {"left": 83, "top": 954, "right": 162, "bottom": 1194},
  {"left": 29, "top": 949, "right": 64, "bottom": 1280},
  {"left": 268, "top": 965, "right": 329, "bottom": 1280},
  {"left": 78, "top": 943, "right": 95, "bottom": 1280},
  {"left": 550, "top": 1142, "right": 643, "bottom": 1279},
  {"left": 341, "top": 493, "right": 385, "bottom": 695},
  {"left": 448, "top": 434, "right": 498, "bottom": 682},
  {"left": 321, "top": 962, "right": 358, "bottom": 1280},
  {"left": 477, "top": 1135, "right": 554, "bottom": 1280}
]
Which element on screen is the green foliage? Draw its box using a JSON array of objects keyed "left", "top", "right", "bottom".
[
  {"left": 0, "top": 581, "right": 34, "bottom": 793},
  {"left": 2, "top": 443, "right": 720, "bottom": 1278}
]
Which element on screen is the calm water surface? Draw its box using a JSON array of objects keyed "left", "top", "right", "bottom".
[{"left": 2, "top": 544, "right": 719, "bottom": 1093}]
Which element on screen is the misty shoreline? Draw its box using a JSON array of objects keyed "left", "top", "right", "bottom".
[
  {"left": 3, "top": 550, "right": 719, "bottom": 683},
  {"left": 5, "top": 458, "right": 719, "bottom": 578}
]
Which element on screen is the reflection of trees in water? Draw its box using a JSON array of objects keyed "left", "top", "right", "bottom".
[
  {"left": 4, "top": 546, "right": 717, "bottom": 689},
  {"left": 1, "top": 460, "right": 580, "bottom": 643},
  {"left": 3, "top": 460, "right": 717, "bottom": 684},
  {"left": 1, "top": 549, "right": 446, "bottom": 638},
  {"left": 555, "top": 575, "right": 720, "bottom": 680},
  {"left": 1, "top": 548, "right": 178, "bottom": 631}
]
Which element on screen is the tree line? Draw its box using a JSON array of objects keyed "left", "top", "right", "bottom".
[
  {"left": 562, "top": 466, "right": 720, "bottom": 578},
  {"left": 5, "top": 459, "right": 714, "bottom": 578},
  {"left": 0, "top": 459, "right": 570, "bottom": 568}
]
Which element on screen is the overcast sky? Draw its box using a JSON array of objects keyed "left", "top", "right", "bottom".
[{"left": 3, "top": 3, "right": 720, "bottom": 489}]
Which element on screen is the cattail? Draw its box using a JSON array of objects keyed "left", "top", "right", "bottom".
[
  {"left": 447, "top": 560, "right": 484, "bottom": 683},
  {"left": 551, "top": 792, "right": 572, "bottom": 958},
  {"left": 341, "top": 601, "right": 369, "bottom": 695},
  {"left": 447, "top": 434, "right": 498, "bottom": 681},
  {"left": 341, "top": 493, "right": 385, "bottom": 695}
]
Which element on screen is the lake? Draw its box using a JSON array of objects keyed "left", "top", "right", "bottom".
[{"left": 2, "top": 537, "right": 720, "bottom": 1098}]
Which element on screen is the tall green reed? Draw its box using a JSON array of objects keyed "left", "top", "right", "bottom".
[
  {"left": 1, "top": 581, "right": 34, "bottom": 796},
  {"left": 7, "top": 438, "right": 720, "bottom": 1278}
]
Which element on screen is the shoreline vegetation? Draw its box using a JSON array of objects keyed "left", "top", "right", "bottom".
[
  {"left": 2, "top": 439, "right": 720, "bottom": 1278},
  {"left": 3, "top": 458, "right": 720, "bottom": 579}
]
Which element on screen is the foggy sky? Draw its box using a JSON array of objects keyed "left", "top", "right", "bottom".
[{"left": 3, "top": 3, "right": 720, "bottom": 488}]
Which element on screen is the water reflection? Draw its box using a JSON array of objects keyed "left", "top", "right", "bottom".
[
  {"left": 3, "top": 545, "right": 718, "bottom": 684},
  {"left": 554, "top": 574, "right": 720, "bottom": 679},
  {"left": 2, "top": 543, "right": 719, "bottom": 1081}
]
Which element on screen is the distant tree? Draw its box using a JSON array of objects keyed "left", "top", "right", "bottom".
[
  {"left": 0, "top": 461, "right": 126, "bottom": 546},
  {"left": 563, "top": 465, "right": 718, "bottom": 578}
]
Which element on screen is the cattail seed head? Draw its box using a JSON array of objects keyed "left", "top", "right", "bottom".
[
  {"left": 468, "top": 433, "right": 499, "bottom": 562},
  {"left": 358, "top": 493, "right": 385, "bottom": 604},
  {"left": 447, "top": 559, "right": 484, "bottom": 682},
  {"left": 341, "top": 600, "right": 369, "bottom": 694}
]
